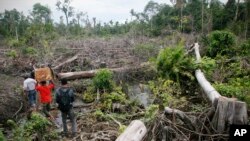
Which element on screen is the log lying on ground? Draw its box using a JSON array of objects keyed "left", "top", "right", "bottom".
[
  {"left": 57, "top": 67, "right": 126, "bottom": 80},
  {"left": 116, "top": 120, "right": 147, "bottom": 141},
  {"left": 57, "top": 63, "right": 152, "bottom": 80},
  {"left": 52, "top": 54, "right": 78, "bottom": 70},
  {"left": 194, "top": 43, "right": 248, "bottom": 132},
  {"left": 57, "top": 70, "right": 97, "bottom": 80}
]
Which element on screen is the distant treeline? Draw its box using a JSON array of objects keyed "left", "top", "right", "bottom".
[{"left": 0, "top": 0, "right": 249, "bottom": 41}]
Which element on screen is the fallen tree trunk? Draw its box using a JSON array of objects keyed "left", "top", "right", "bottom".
[
  {"left": 52, "top": 54, "right": 78, "bottom": 70},
  {"left": 57, "top": 63, "right": 153, "bottom": 80},
  {"left": 116, "top": 120, "right": 147, "bottom": 141},
  {"left": 193, "top": 43, "right": 248, "bottom": 132},
  {"left": 57, "top": 67, "right": 127, "bottom": 80},
  {"left": 194, "top": 43, "right": 220, "bottom": 105},
  {"left": 57, "top": 70, "right": 96, "bottom": 80}
]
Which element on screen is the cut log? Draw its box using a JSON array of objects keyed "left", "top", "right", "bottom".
[
  {"left": 52, "top": 54, "right": 78, "bottom": 70},
  {"left": 57, "top": 70, "right": 97, "bottom": 80},
  {"left": 116, "top": 120, "right": 147, "bottom": 141},
  {"left": 57, "top": 66, "right": 138, "bottom": 80},
  {"left": 193, "top": 43, "right": 248, "bottom": 132}
]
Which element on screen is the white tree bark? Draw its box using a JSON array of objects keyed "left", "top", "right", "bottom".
[
  {"left": 116, "top": 120, "right": 147, "bottom": 141},
  {"left": 194, "top": 43, "right": 248, "bottom": 132},
  {"left": 194, "top": 43, "right": 221, "bottom": 105}
]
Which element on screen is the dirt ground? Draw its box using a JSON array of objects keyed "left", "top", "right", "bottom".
[{"left": 0, "top": 74, "right": 25, "bottom": 122}]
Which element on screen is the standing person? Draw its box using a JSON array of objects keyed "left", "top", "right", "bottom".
[
  {"left": 36, "top": 80, "right": 55, "bottom": 119},
  {"left": 56, "top": 79, "right": 77, "bottom": 137},
  {"left": 23, "top": 75, "right": 37, "bottom": 110}
]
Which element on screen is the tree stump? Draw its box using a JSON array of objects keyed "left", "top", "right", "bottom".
[
  {"left": 193, "top": 43, "right": 248, "bottom": 133},
  {"left": 212, "top": 97, "right": 248, "bottom": 133}
]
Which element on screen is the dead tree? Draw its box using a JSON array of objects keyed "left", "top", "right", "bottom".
[
  {"left": 56, "top": 63, "right": 152, "bottom": 80},
  {"left": 52, "top": 54, "right": 78, "bottom": 71},
  {"left": 194, "top": 43, "right": 248, "bottom": 133},
  {"left": 116, "top": 120, "right": 147, "bottom": 141}
]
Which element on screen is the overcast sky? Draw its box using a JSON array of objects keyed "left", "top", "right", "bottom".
[{"left": 0, "top": 0, "right": 171, "bottom": 24}]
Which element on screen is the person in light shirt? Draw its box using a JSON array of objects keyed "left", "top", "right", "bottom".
[{"left": 23, "top": 75, "right": 37, "bottom": 110}]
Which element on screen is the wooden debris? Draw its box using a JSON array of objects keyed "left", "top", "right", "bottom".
[
  {"left": 116, "top": 120, "right": 147, "bottom": 141},
  {"left": 52, "top": 54, "right": 78, "bottom": 70},
  {"left": 56, "top": 65, "right": 146, "bottom": 80}
]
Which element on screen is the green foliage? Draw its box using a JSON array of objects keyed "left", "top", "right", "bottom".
[
  {"left": 143, "top": 104, "right": 159, "bottom": 123},
  {"left": 206, "top": 30, "right": 236, "bottom": 57},
  {"left": 156, "top": 44, "right": 195, "bottom": 82},
  {"left": 0, "top": 129, "right": 6, "bottom": 141},
  {"left": 190, "top": 103, "right": 208, "bottom": 113},
  {"left": 7, "top": 39, "right": 24, "bottom": 47},
  {"left": 94, "top": 109, "right": 107, "bottom": 121},
  {"left": 7, "top": 112, "right": 55, "bottom": 141},
  {"left": 214, "top": 83, "right": 244, "bottom": 99},
  {"left": 149, "top": 78, "right": 187, "bottom": 108},
  {"left": 83, "top": 88, "right": 96, "bottom": 103},
  {"left": 6, "top": 50, "right": 18, "bottom": 58},
  {"left": 214, "top": 77, "right": 250, "bottom": 103},
  {"left": 22, "top": 47, "right": 37, "bottom": 56},
  {"left": 118, "top": 125, "right": 127, "bottom": 134},
  {"left": 197, "top": 56, "right": 216, "bottom": 77},
  {"left": 24, "top": 112, "right": 51, "bottom": 134},
  {"left": 100, "top": 87, "right": 127, "bottom": 111},
  {"left": 238, "top": 39, "right": 250, "bottom": 56},
  {"left": 93, "top": 69, "right": 114, "bottom": 92}
]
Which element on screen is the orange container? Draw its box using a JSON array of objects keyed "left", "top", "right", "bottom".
[{"left": 35, "top": 67, "right": 53, "bottom": 82}]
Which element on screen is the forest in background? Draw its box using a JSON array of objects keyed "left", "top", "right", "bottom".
[
  {"left": 0, "top": 0, "right": 250, "bottom": 140},
  {"left": 0, "top": 0, "right": 249, "bottom": 40}
]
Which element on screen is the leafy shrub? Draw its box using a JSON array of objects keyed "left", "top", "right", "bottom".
[
  {"left": 197, "top": 56, "right": 216, "bottom": 77},
  {"left": 22, "top": 47, "right": 37, "bottom": 56},
  {"left": 214, "top": 83, "right": 243, "bottom": 99},
  {"left": 206, "top": 30, "right": 236, "bottom": 57},
  {"left": 6, "top": 50, "right": 18, "bottom": 58},
  {"left": 100, "top": 87, "right": 127, "bottom": 111},
  {"left": 24, "top": 112, "right": 51, "bottom": 134},
  {"left": 93, "top": 69, "right": 114, "bottom": 92},
  {"left": 94, "top": 109, "right": 107, "bottom": 121},
  {"left": 83, "top": 90, "right": 96, "bottom": 103},
  {"left": 149, "top": 78, "right": 187, "bottom": 108},
  {"left": 0, "top": 129, "right": 6, "bottom": 141},
  {"left": 238, "top": 39, "right": 250, "bottom": 56},
  {"left": 144, "top": 104, "right": 159, "bottom": 123},
  {"left": 214, "top": 77, "right": 250, "bottom": 106},
  {"left": 156, "top": 44, "right": 195, "bottom": 82},
  {"left": 7, "top": 39, "right": 24, "bottom": 47},
  {"left": 7, "top": 112, "right": 55, "bottom": 141}
]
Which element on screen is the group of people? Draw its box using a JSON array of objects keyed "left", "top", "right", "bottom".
[{"left": 23, "top": 74, "right": 77, "bottom": 137}]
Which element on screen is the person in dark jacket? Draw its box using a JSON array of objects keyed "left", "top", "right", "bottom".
[{"left": 56, "top": 79, "right": 77, "bottom": 137}]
